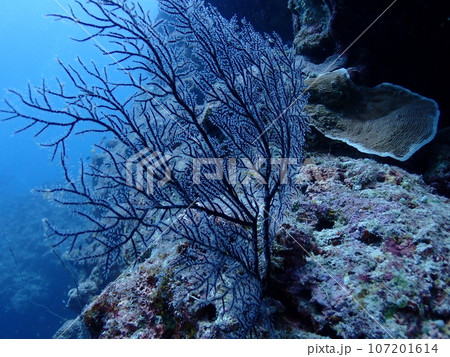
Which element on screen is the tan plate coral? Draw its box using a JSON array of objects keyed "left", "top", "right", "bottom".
[{"left": 305, "top": 68, "right": 440, "bottom": 161}]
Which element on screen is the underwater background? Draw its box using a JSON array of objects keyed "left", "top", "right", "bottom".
[
  {"left": 0, "top": 0, "right": 448, "bottom": 339},
  {"left": 0, "top": 0, "right": 159, "bottom": 338}
]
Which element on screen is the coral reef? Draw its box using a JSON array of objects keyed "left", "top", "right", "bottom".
[
  {"left": 54, "top": 319, "right": 90, "bottom": 339},
  {"left": 289, "top": 0, "right": 335, "bottom": 62},
  {"left": 289, "top": 0, "right": 449, "bottom": 128},
  {"left": 2, "top": 0, "right": 449, "bottom": 340},
  {"left": 77, "top": 237, "right": 267, "bottom": 338},
  {"left": 273, "top": 155, "right": 449, "bottom": 338},
  {"left": 69, "top": 156, "right": 449, "bottom": 339}
]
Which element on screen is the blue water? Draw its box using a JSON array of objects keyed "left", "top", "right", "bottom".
[{"left": 0, "top": 0, "right": 159, "bottom": 338}]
